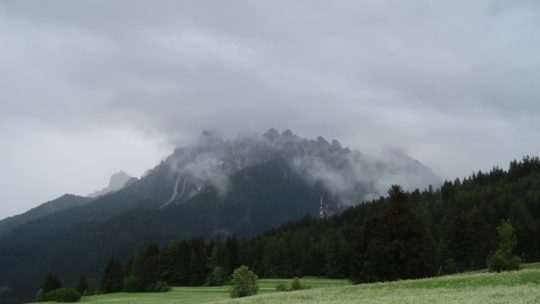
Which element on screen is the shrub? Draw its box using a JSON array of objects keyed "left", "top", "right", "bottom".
[
  {"left": 149, "top": 281, "right": 170, "bottom": 293},
  {"left": 35, "top": 289, "right": 45, "bottom": 302},
  {"left": 44, "top": 288, "right": 81, "bottom": 302},
  {"left": 290, "top": 277, "right": 303, "bottom": 291},
  {"left": 275, "top": 282, "right": 289, "bottom": 292},
  {"left": 86, "top": 279, "right": 97, "bottom": 296},
  {"left": 208, "top": 266, "right": 229, "bottom": 286},
  {"left": 230, "top": 266, "right": 258, "bottom": 298},
  {"left": 123, "top": 276, "right": 139, "bottom": 292}
]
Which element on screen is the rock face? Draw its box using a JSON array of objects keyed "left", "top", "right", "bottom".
[
  {"left": 157, "top": 129, "right": 442, "bottom": 209},
  {"left": 88, "top": 171, "right": 134, "bottom": 197}
]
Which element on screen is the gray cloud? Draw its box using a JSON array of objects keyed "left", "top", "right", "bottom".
[{"left": 1, "top": 1, "right": 540, "bottom": 218}]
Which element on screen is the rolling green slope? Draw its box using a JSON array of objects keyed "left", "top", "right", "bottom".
[{"left": 220, "top": 265, "right": 540, "bottom": 304}]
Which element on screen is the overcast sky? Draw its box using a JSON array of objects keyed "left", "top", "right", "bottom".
[{"left": 1, "top": 0, "right": 540, "bottom": 219}]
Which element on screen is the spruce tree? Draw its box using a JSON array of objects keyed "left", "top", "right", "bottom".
[
  {"left": 350, "top": 185, "right": 436, "bottom": 282},
  {"left": 262, "top": 237, "right": 291, "bottom": 278},
  {"left": 76, "top": 275, "right": 89, "bottom": 295},
  {"left": 139, "top": 245, "right": 160, "bottom": 291},
  {"left": 225, "top": 235, "right": 240, "bottom": 274},
  {"left": 102, "top": 258, "right": 124, "bottom": 293}
]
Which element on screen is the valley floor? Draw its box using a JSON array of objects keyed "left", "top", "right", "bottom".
[{"left": 35, "top": 264, "right": 540, "bottom": 304}]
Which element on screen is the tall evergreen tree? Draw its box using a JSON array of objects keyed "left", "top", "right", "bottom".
[
  {"left": 101, "top": 258, "right": 124, "bottom": 293},
  {"left": 171, "top": 240, "right": 192, "bottom": 285},
  {"left": 225, "top": 235, "right": 240, "bottom": 274},
  {"left": 350, "top": 185, "right": 436, "bottom": 282},
  {"left": 76, "top": 275, "right": 89, "bottom": 295},
  {"left": 189, "top": 239, "right": 208, "bottom": 286},
  {"left": 141, "top": 245, "right": 161, "bottom": 290},
  {"left": 262, "top": 237, "right": 291, "bottom": 278}
]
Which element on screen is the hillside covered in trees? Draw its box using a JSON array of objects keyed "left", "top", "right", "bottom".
[{"left": 64, "top": 156, "right": 540, "bottom": 295}]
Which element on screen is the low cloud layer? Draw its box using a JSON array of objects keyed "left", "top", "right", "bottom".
[{"left": 1, "top": 1, "right": 540, "bottom": 218}]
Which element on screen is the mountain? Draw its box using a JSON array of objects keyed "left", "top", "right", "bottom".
[
  {"left": 88, "top": 171, "right": 136, "bottom": 198},
  {"left": 0, "top": 129, "right": 441, "bottom": 302},
  {"left": 0, "top": 194, "right": 93, "bottom": 237}
]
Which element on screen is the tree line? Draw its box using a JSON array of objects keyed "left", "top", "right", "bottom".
[{"left": 41, "top": 156, "right": 540, "bottom": 295}]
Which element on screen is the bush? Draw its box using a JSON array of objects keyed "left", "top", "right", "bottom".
[
  {"left": 488, "top": 252, "right": 521, "bottom": 272},
  {"left": 44, "top": 288, "right": 81, "bottom": 302},
  {"left": 123, "top": 276, "right": 139, "bottom": 292},
  {"left": 290, "top": 277, "right": 303, "bottom": 291},
  {"left": 208, "top": 266, "right": 229, "bottom": 286},
  {"left": 36, "top": 289, "right": 45, "bottom": 302},
  {"left": 275, "top": 282, "right": 289, "bottom": 292},
  {"left": 230, "top": 266, "right": 258, "bottom": 298},
  {"left": 149, "top": 281, "right": 170, "bottom": 293}
]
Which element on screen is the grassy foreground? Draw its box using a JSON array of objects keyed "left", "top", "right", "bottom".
[
  {"left": 220, "top": 263, "right": 540, "bottom": 304},
  {"left": 49, "top": 277, "right": 348, "bottom": 304},
  {"left": 34, "top": 264, "right": 540, "bottom": 304}
]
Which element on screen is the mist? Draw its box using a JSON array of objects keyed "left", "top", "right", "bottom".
[{"left": 1, "top": 1, "right": 540, "bottom": 218}]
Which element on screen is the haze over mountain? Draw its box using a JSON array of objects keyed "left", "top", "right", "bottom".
[
  {"left": 88, "top": 171, "right": 136, "bottom": 198},
  {"left": 2, "top": 1, "right": 540, "bottom": 220},
  {"left": 0, "top": 129, "right": 441, "bottom": 302}
]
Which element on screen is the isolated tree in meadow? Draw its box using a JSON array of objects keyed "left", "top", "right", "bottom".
[
  {"left": 101, "top": 258, "right": 124, "bottom": 293},
  {"left": 488, "top": 220, "right": 521, "bottom": 272},
  {"left": 230, "top": 266, "right": 258, "bottom": 298}
]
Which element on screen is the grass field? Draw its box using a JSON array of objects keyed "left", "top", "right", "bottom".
[
  {"left": 51, "top": 277, "right": 349, "bottom": 304},
  {"left": 34, "top": 263, "right": 540, "bottom": 304}
]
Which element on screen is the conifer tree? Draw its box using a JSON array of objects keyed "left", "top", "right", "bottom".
[
  {"left": 101, "top": 258, "right": 124, "bottom": 293},
  {"left": 262, "top": 237, "right": 291, "bottom": 278},
  {"left": 76, "top": 275, "right": 88, "bottom": 295},
  {"left": 225, "top": 235, "right": 240, "bottom": 274},
  {"left": 350, "top": 185, "right": 436, "bottom": 282}
]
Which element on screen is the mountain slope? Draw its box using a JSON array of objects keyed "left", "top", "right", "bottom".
[
  {"left": 0, "top": 194, "right": 93, "bottom": 236},
  {"left": 0, "top": 129, "right": 442, "bottom": 302},
  {"left": 0, "top": 158, "right": 330, "bottom": 303}
]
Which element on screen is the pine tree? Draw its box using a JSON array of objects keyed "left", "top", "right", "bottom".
[
  {"left": 262, "top": 237, "right": 292, "bottom": 278},
  {"left": 225, "top": 235, "right": 240, "bottom": 274},
  {"left": 76, "top": 275, "right": 89, "bottom": 295},
  {"left": 171, "top": 240, "right": 191, "bottom": 285},
  {"left": 189, "top": 239, "right": 208, "bottom": 286},
  {"left": 139, "top": 245, "right": 160, "bottom": 291},
  {"left": 350, "top": 185, "right": 436, "bottom": 282},
  {"left": 102, "top": 258, "right": 124, "bottom": 293}
]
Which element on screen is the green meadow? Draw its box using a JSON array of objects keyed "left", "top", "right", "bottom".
[{"left": 35, "top": 264, "right": 540, "bottom": 304}]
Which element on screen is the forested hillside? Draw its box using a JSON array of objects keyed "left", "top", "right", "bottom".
[{"left": 87, "top": 157, "right": 540, "bottom": 292}]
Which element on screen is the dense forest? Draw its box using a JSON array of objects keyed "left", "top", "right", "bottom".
[{"left": 43, "top": 156, "right": 540, "bottom": 295}]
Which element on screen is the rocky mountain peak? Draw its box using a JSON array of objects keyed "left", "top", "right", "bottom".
[{"left": 88, "top": 171, "right": 134, "bottom": 198}]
